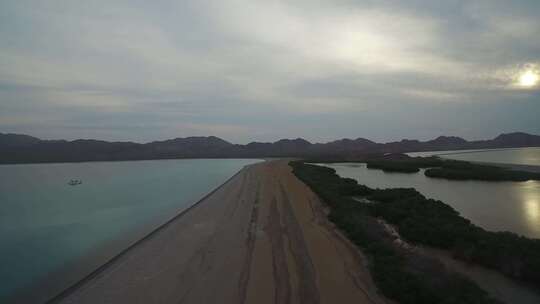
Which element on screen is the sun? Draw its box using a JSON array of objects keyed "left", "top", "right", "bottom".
[{"left": 518, "top": 70, "right": 539, "bottom": 87}]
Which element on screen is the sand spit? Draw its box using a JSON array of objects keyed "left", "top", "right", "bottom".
[{"left": 51, "top": 160, "right": 389, "bottom": 304}]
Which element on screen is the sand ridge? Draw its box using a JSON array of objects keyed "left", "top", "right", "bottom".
[{"left": 53, "top": 160, "right": 389, "bottom": 304}]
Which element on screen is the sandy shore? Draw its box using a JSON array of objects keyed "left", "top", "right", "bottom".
[{"left": 50, "top": 160, "right": 389, "bottom": 304}]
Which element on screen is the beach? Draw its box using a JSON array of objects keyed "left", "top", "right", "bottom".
[{"left": 49, "top": 160, "right": 389, "bottom": 304}]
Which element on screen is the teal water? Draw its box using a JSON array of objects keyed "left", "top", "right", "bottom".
[
  {"left": 0, "top": 159, "right": 258, "bottom": 302},
  {"left": 409, "top": 147, "right": 540, "bottom": 166}
]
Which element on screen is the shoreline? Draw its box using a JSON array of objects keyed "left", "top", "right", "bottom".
[
  {"left": 41, "top": 165, "right": 249, "bottom": 304},
  {"left": 2, "top": 158, "right": 264, "bottom": 304},
  {"left": 48, "top": 160, "right": 389, "bottom": 304},
  {"left": 6, "top": 164, "right": 251, "bottom": 304}
]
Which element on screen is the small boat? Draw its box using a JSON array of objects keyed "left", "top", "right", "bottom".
[{"left": 68, "top": 179, "right": 82, "bottom": 186}]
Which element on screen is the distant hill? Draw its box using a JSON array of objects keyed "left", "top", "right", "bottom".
[
  {"left": 0, "top": 133, "right": 41, "bottom": 148},
  {"left": 1, "top": 132, "right": 539, "bottom": 164}
]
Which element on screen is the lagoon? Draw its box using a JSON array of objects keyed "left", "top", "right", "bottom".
[
  {"left": 409, "top": 147, "right": 540, "bottom": 166},
  {"left": 319, "top": 158, "right": 540, "bottom": 239}
]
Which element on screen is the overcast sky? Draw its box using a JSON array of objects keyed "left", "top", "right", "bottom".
[{"left": 1, "top": 0, "right": 539, "bottom": 143}]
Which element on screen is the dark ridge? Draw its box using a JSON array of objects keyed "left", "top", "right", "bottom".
[
  {"left": 0, "top": 133, "right": 41, "bottom": 147},
  {"left": 1, "top": 132, "right": 539, "bottom": 164}
]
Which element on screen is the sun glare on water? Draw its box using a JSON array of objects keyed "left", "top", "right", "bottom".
[{"left": 518, "top": 70, "right": 539, "bottom": 88}]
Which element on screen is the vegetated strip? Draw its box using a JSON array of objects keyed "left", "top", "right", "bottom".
[
  {"left": 363, "top": 155, "right": 540, "bottom": 181},
  {"left": 291, "top": 161, "right": 540, "bottom": 304}
]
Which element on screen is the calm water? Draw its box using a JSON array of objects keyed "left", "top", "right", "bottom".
[
  {"left": 318, "top": 161, "right": 540, "bottom": 239},
  {"left": 0, "top": 159, "right": 259, "bottom": 302},
  {"left": 409, "top": 147, "right": 540, "bottom": 166}
]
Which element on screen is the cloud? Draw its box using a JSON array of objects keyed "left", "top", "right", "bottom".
[{"left": 0, "top": 0, "right": 539, "bottom": 142}]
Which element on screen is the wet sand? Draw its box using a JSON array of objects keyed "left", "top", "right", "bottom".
[{"left": 51, "top": 160, "right": 389, "bottom": 304}]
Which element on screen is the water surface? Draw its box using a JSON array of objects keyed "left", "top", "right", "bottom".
[
  {"left": 319, "top": 163, "right": 540, "bottom": 239},
  {"left": 0, "top": 158, "right": 258, "bottom": 302},
  {"left": 319, "top": 148, "right": 540, "bottom": 303},
  {"left": 409, "top": 147, "right": 540, "bottom": 166}
]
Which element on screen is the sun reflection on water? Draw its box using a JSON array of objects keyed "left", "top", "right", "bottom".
[
  {"left": 521, "top": 181, "right": 540, "bottom": 234},
  {"left": 525, "top": 199, "right": 539, "bottom": 222}
]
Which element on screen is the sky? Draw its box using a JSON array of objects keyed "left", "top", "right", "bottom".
[{"left": 1, "top": 0, "right": 539, "bottom": 144}]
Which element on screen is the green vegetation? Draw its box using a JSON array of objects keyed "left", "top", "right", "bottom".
[
  {"left": 424, "top": 162, "right": 540, "bottom": 181},
  {"left": 366, "top": 156, "right": 444, "bottom": 173},
  {"left": 291, "top": 161, "right": 540, "bottom": 303},
  {"left": 305, "top": 155, "right": 441, "bottom": 173},
  {"left": 364, "top": 156, "right": 540, "bottom": 181},
  {"left": 291, "top": 161, "right": 501, "bottom": 304}
]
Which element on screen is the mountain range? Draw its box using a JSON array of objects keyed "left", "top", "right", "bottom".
[{"left": 1, "top": 132, "right": 540, "bottom": 164}]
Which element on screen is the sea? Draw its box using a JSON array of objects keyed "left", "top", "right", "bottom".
[{"left": 0, "top": 158, "right": 259, "bottom": 303}]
